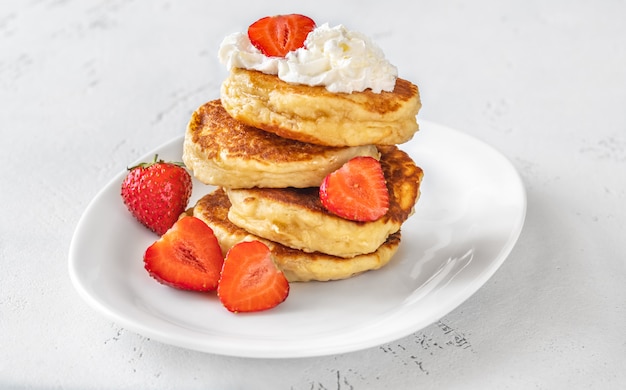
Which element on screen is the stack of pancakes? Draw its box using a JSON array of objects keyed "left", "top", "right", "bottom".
[{"left": 183, "top": 68, "right": 424, "bottom": 282}]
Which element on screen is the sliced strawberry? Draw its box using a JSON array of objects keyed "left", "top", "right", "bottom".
[
  {"left": 144, "top": 216, "right": 224, "bottom": 291},
  {"left": 319, "top": 156, "right": 390, "bottom": 222},
  {"left": 248, "top": 14, "right": 316, "bottom": 57},
  {"left": 218, "top": 241, "right": 289, "bottom": 313}
]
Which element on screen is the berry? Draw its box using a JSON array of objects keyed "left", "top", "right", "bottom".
[
  {"left": 121, "top": 154, "right": 192, "bottom": 235},
  {"left": 218, "top": 241, "right": 289, "bottom": 313},
  {"left": 319, "top": 156, "right": 390, "bottom": 222},
  {"left": 248, "top": 14, "right": 316, "bottom": 57},
  {"left": 144, "top": 216, "right": 224, "bottom": 291}
]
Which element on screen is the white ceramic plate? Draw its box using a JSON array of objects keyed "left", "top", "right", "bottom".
[{"left": 69, "top": 120, "right": 526, "bottom": 358}]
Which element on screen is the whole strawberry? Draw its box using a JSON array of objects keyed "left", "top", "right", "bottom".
[{"left": 121, "top": 155, "right": 192, "bottom": 235}]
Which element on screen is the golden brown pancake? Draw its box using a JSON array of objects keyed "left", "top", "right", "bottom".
[
  {"left": 225, "top": 145, "right": 423, "bottom": 258},
  {"left": 221, "top": 68, "right": 422, "bottom": 147},
  {"left": 182, "top": 100, "right": 379, "bottom": 188},
  {"left": 191, "top": 188, "right": 402, "bottom": 282}
]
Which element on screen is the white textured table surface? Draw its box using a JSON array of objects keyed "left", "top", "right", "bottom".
[{"left": 2, "top": 0, "right": 625, "bottom": 389}]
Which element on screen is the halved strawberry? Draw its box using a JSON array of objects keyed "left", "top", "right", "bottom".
[
  {"left": 144, "top": 216, "right": 224, "bottom": 291},
  {"left": 218, "top": 241, "right": 289, "bottom": 313},
  {"left": 248, "top": 14, "right": 316, "bottom": 57},
  {"left": 319, "top": 156, "right": 390, "bottom": 222}
]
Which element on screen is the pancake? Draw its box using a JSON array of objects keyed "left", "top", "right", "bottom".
[
  {"left": 220, "top": 68, "right": 422, "bottom": 147},
  {"left": 182, "top": 100, "right": 379, "bottom": 188},
  {"left": 191, "top": 188, "right": 402, "bottom": 282},
  {"left": 224, "top": 145, "right": 423, "bottom": 258}
]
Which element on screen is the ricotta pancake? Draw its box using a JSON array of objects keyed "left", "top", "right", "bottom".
[
  {"left": 225, "top": 145, "right": 423, "bottom": 258},
  {"left": 191, "top": 188, "right": 401, "bottom": 282},
  {"left": 183, "top": 100, "right": 379, "bottom": 188},
  {"left": 220, "top": 68, "right": 422, "bottom": 147}
]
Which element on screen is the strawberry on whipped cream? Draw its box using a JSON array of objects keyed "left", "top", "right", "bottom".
[{"left": 218, "top": 23, "right": 398, "bottom": 93}]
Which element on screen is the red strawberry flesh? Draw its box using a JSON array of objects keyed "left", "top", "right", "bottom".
[
  {"left": 248, "top": 14, "right": 315, "bottom": 57},
  {"left": 218, "top": 240, "right": 289, "bottom": 313},
  {"left": 319, "top": 156, "right": 390, "bottom": 222},
  {"left": 144, "top": 216, "right": 224, "bottom": 291}
]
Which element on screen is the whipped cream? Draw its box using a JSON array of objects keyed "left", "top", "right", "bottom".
[{"left": 218, "top": 23, "right": 397, "bottom": 93}]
